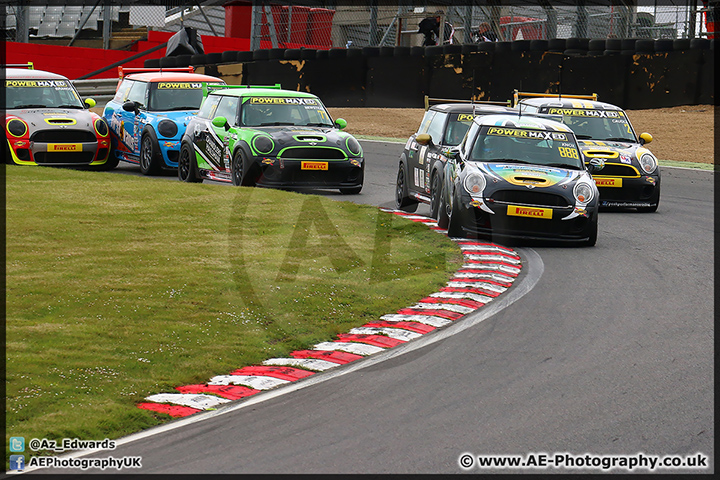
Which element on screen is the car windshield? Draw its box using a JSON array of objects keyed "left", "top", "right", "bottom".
[
  {"left": 443, "top": 113, "right": 475, "bottom": 146},
  {"left": 148, "top": 82, "right": 223, "bottom": 111},
  {"left": 543, "top": 107, "right": 636, "bottom": 142},
  {"left": 5, "top": 79, "right": 84, "bottom": 109},
  {"left": 240, "top": 97, "right": 334, "bottom": 127},
  {"left": 469, "top": 126, "right": 584, "bottom": 170}
]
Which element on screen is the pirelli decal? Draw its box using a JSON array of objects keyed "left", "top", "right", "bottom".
[
  {"left": 487, "top": 127, "right": 568, "bottom": 141},
  {"left": 594, "top": 177, "right": 622, "bottom": 188},
  {"left": 157, "top": 82, "right": 202, "bottom": 89},
  {"left": 507, "top": 205, "right": 553, "bottom": 219},
  {"left": 301, "top": 161, "right": 328, "bottom": 170},
  {"left": 250, "top": 97, "right": 318, "bottom": 105},
  {"left": 547, "top": 108, "right": 624, "bottom": 119},
  {"left": 48, "top": 143, "right": 82, "bottom": 152}
]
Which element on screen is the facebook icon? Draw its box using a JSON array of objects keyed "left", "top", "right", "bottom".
[{"left": 10, "top": 455, "right": 25, "bottom": 471}]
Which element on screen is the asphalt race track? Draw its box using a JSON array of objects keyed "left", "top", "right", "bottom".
[{"left": 36, "top": 140, "right": 713, "bottom": 474}]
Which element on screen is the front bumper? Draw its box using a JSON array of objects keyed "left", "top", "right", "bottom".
[
  {"left": 7, "top": 139, "right": 110, "bottom": 166},
  {"left": 454, "top": 197, "right": 597, "bottom": 243},
  {"left": 253, "top": 157, "right": 364, "bottom": 189},
  {"left": 593, "top": 174, "right": 660, "bottom": 208}
]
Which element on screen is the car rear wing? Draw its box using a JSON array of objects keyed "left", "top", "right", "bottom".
[
  {"left": 1, "top": 62, "right": 34, "bottom": 69},
  {"left": 424, "top": 95, "right": 510, "bottom": 111},
  {"left": 117, "top": 66, "right": 195, "bottom": 79},
  {"left": 201, "top": 83, "right": 283, "bottom": 97},
  {"left": 512, "top": 90, "right": 598, "bottom": 107}
]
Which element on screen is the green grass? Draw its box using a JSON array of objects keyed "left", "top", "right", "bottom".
[{"left": 5, "top": 165, "right": 462, "bottom": 456}]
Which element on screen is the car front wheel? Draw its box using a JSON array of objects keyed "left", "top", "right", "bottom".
[
  {"left": 395, "top": 162, "right": 418, "bottom": 212},
  {"left": 139, "top": 133, "right": 162, "bottom": 175}
]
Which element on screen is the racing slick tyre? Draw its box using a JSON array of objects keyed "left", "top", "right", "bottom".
[
  {"left": 430, "top": 171, "right": 442, "bottom": 219},
  {"left": 139, "top": 133, "right": 162, "bottom": 175},
  {"left": 178, "top": 143, "right": 202, "bottom": 183},
  {"left": 446, "top": 189, "right": 464, "bottom": 238},
  {"left": 231, "top": 150, "right": 245, "bottom": 187},
  {"left": 437, "top": 184, "right": 450, "bottom": 229},
  {"left": 395, "top": 162, "right": 418, "bottom": 213},
  {"left": 89, "top": 154, "right": 120, "bottom": 171}
]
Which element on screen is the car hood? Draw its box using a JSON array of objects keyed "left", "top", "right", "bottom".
[
  {"left": 477, "top": 162, "right": 585, "bottom": 188},
  {"left": 6, "top": 107, "right": 97, "bottom": 128},
  {"left": 250, "top": 125, "right": 354, "bottom": 145},
  {"left": 578, "top": 139, "right": 647, "bottom": 163}
]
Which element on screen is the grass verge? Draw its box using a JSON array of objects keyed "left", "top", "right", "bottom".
[{"left": 5, "top": 165, "right": 462, "bottom": 458}]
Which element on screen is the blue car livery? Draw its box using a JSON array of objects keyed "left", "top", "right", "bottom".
[{"left": 102, "top": 67, "right": 225, "bottom": 174}]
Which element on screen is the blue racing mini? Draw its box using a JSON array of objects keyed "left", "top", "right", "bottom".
[{"left": 102, "top": 67, "right": 225, "bottom": 174}]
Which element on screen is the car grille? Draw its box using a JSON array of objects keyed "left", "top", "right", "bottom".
[
  {"left": 34, "top": 152, "right": 95, "bottom": 165},
  {"left": 488, "top": 189, "right": 571, "bottom": 208},
  {"left": 279, "top": 147, "right": 346, "bottom": 160},
  {"left": 595, "top": 163, "right": 640, "bottom": 177},
  {"left": 31, "top": 129, "right": 97, "bottom": 143}
]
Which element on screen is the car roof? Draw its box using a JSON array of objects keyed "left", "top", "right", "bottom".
[
  {"left": 4, "top": 68, "right": 69, "bottom": 80},
  {"left": 210, "top": 87, "right": 319, "bottom": 98},
  {"left": 430, "top": 103, "right": 516, "bottom": 115},
  {"left": 474, "top": 114, "right": 575, "bottom": 132},
  {"left": 520, "top": 97, "right": 625, "bottom": 111},
  {"left": 124, "top": 72, "right": 224, "bottom": 83}
]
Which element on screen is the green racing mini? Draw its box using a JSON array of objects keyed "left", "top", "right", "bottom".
[{"left": 178, "top": 84, "right": 364, "bottom": 194}]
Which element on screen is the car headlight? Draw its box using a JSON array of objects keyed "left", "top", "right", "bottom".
[
  {"left": 346, "top": 136, "right": 362, "bottom": 156},
  {"left": 252, "top": 135, "right": 274, "bottom": 154},
  {"left": 639, "top": 153, "right": 657, "bottom": 174},
  {"left": 463, "top": 172, "right": 486, "bottom": 196},
  {"left": 7, "top": 118, "right": 28, "bottom": 137},
  {"left": 573, "top": 182, "right": 594, "bottom": 204},
  {"left": 94, "top": 118, "right": 108, "bottom": 137},
  {"left": 157, "top": 119, "right": 178, "bottom": 138}
]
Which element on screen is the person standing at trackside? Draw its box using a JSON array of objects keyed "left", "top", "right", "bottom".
[
  {"left": 474, "top": 22, "right": 499, "bottom": 42},
  {"left": 418, "top": 10, "right": 454, "bottom": 45}
]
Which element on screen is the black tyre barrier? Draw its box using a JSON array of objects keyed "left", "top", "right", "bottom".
[
  {"left": 673, "top": 38, "right": 691, "bottom": 51},
  {"left": 605, "top": 38, "right": 622, "bottom": 50},
  {"left": 347, "top": 48, "right": 363, "bottom": 57},
  {"left": 206, "top": 52, "right": 223, "bottom": 64},
  {"left": 191, "top": 54, "right": 207, "bottom": 65},
  {"left": 564, "top": 49, "right": 587, "bottom": 56},
  {"left": 603, "top": 49, "right": 621, "bottom": 56},
  {"left": 237, "top": 50, "right": 254, "bottom": 62},
  {"left": 284, "top": 49, "right": 301, "bottom": 60},
  {"left": 476, "top": 42, "right": 495, "bottom": 52},
  {"left": 425, "top": 45, "right": 444, "bottom": 56},
  {"left": 654, "top": 39, "right": 673, "bottom": 52},
  {"left": 461, "top": 43, "right": 478, "bottom": 55},
  {"left": 159, "top": 56, "right": 176, "bottom": 67},
  {"left": 410, "top": 46, "right": 425, "bottom": 57},
  {"left": 711, "top": 39, "right": 715, "bottom": 50},
  {"left": 620, "top": 50, "right": 637, "bottom": 56},
  {"left": 443, "top": 44, "right": 462, "bottom": 55},
  {"left": 495, "top": 41, "right": 512, "bottom": 53},
  {"left": 362, "top": 46, "right": 381, "bottom": 57},
  {"left": 299, "top": 48, "right": 316, "bottom": 60},
  {"left": 690, "top": 38, "right": 710, "bottom": 50},
  {"left": 588, "top": 39, "right": 606, "bottom": 52},
  {"left": 529, "top": 39, "right": 548, "bottom": 51},
  {"left": 548, "top": 38, "right": 566, "bottom": 52},
  {"left": 511, "top": 40, "right": 531, "bottom": 52},
  {"left": 379, "top": 46, "right": 395, "bottom": 56},
  {"left": 635, "top": 39, "right": 655, "bottom": 53},
  {"left": 316, "top": 49, "right": 329, "bottom": 59},
  {"left": 253, "top": 49, "right": 269, "bottom": 61},
  {"left": 268, "top": 48, "right": 285, "bottom": 60},
  {"left": 587, "top": 50, "right": 604, "bottom": 56},
  {"left": 565, "top": 37, "right": 582, "bottom": 49},
  {"left": 221, "top": 51, "right": 238, "bottom": 63},
  {"left": 144, "top": 58, "right": 160, "bottom": 68},
  {"left": 328, "top": 48, "right": 347, "bottom": 58},
  {"left": 178, "top": 54, "right": 193, "bottom": 67},
  {"left": 578, "top": 38, "right": 590, "bottom": 50},
  {"left": 394, "top": 46, "right": 411, "bottom": 56},
  {"left": 621, "top": 38, "right": 638, "bottom": 50}
]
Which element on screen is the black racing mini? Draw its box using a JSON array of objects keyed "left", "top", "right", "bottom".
[
  {"left": 514, "top": 91, "right": 660, "bottom": 212},
  {"left": 178, "top": 84, "right": 364, "bottom": 194}
]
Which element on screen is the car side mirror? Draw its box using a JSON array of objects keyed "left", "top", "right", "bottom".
[
  {"left": 84, "top": 97, "right": 96, "bottom": 108},
  {"left": 122, "top": 100, "right": 139, "bottom": 114},
  {"left": 587, "top": 157, "right": 605, "bottom": 174},
  {"left": 334, "top": 118, "right": 347, "bottom": 130},
  {"left": 639, "top": 132, "right": 653, "bottom": 145},
  {"left": 212, "top": 115, "right": 229, "bottom": 131},
  {"left": 416, "top": 133, "right": 432, "bottom": 146}
]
